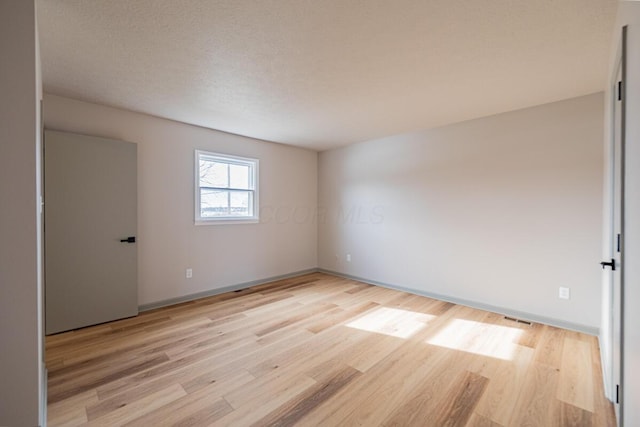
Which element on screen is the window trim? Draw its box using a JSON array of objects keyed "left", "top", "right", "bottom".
[{"left": 194, "top": 150, "right": 259, "bottom": 225}]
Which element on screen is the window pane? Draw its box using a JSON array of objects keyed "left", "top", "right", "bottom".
[
  {"left": 229, "top": 191, "right": 250, "bottom": 217},
  {"left": 229, "top": 164, "right": 250, "bottom": 189},
  {"left": 200, "top": 160, "right": 228, "bottom": 188},
  {"left": 200, "top": 189, "right": 229, "bottom": 217},
  {"left": 196, "top": 150, "right": 258, "bottom": 222}
]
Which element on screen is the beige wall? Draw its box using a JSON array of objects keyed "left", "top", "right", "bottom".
[
  {"left": 44, "top": 94, "right": 318, "bottom": 306},
  {"left": 319, "top": 93, "right": 604, "bottom": 331},
  {"left": 0, "top": 1, "right": 44, "bottom": 425}
]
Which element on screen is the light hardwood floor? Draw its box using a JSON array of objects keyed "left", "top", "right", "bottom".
[{"left": 46, "top": 272, "right": 616, "bottom": 426}]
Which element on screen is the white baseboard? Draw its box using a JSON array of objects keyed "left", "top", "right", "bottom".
[
  {"left": 318, "top": 268, "right": 599, "bottom": 336},
  {"left": 138, "top": 268, "right": 318, "bottom": 312},
  {"left": 139, "top": 267, "right": 599, "bottom": 336}
]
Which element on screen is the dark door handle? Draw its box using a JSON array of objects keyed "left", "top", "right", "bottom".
[
  {"left": 600, "top": 259, "right": 615, "bottom": 271},
  {"left": 120, "top": 236, "right": 136, "bottom": 243}
]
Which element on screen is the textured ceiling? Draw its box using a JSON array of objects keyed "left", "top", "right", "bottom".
[{"left": 37, "top": 0, "right": 617, "bottom": 150}]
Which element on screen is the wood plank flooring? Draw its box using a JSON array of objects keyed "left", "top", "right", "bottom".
[{"left": 46, "top": 272, "right": 616, "bottom": 426}]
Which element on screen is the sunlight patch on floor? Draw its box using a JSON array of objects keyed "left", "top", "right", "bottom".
[
  {"left": 346, "top": 307, "right": 435, "bottom": 339},
  {"left": 427, "top": 318, "right": 523, "bottom": 360}
]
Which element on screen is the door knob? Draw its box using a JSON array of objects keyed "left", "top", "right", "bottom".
[
  {"left": 600, "top": 259, "right": 615, "bottom": 270},
  {"left": 120, "top": 236, "right": 136, "bottom": 243}
]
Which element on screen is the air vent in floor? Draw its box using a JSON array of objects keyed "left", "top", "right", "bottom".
[{"left": 504, "top": 316, "right": 532, "bottom": 326}]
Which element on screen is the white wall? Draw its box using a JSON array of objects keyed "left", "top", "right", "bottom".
[
  {"left": 0, "top": 1, "right": 44, "bottom": 426},
  {"left": 44, "top": 94, "right": 318, "bottom": 306},
  {"left": 319, "top": 93, "right": 604, "bottom": 331}
]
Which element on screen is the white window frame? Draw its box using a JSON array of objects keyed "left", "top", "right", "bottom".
[{"left": 195, "top": 150, "right": 259, "bottom": 225}]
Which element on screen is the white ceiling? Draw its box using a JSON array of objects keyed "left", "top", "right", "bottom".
[{"left": 37, "top": 0, "right": 618, "bottom": 151}]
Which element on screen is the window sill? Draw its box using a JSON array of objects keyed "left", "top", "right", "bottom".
[{"left": 195, "top": 218, "right": 259, "bottom": 226}]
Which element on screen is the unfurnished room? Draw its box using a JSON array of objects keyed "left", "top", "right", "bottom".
[{"left": 1, "top": 1, "right": 640, "bottom": 426}]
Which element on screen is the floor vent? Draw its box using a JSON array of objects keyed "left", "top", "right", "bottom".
[{"left": 504, "top": 316, "right": 532, "bottom": 326}]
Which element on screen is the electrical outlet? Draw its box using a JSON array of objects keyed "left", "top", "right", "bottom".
[
  {"left": 186, "top": 268, "right": 193, "bottom": 279},
  {"left": 346, "top": 254, "right": 351, "bottom": 262},
  {"left": 559, "top": 287, "right": 570, "bottom": 300}
]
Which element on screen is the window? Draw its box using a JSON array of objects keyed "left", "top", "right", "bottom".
[{"left": 195, "top": 150, "right": 258, "bottom": 223}]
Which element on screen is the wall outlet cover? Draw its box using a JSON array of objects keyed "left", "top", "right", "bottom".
[{"left": 559, "top": 287, "right": 570, "bottom": 300}]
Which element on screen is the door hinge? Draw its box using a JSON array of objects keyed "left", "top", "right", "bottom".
[
  {"left": 617, "top": 233, "right": 621, "bottom": 253},
  {"left": 616, "top": 384, "right": 620, "bottom": 403},
  {"left": 618, "top": 81, "right": 623, "bottom": 101}
]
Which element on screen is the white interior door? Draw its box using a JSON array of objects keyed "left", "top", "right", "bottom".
[
  {"left": 605, "top": 30, "right": 626, "bottom": 425},
  {"left": 44, "top": 130, "right": 138, "bottom": 334},
  {"left": 611, "top": 63, "right": 623, "bottom": 424}
]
